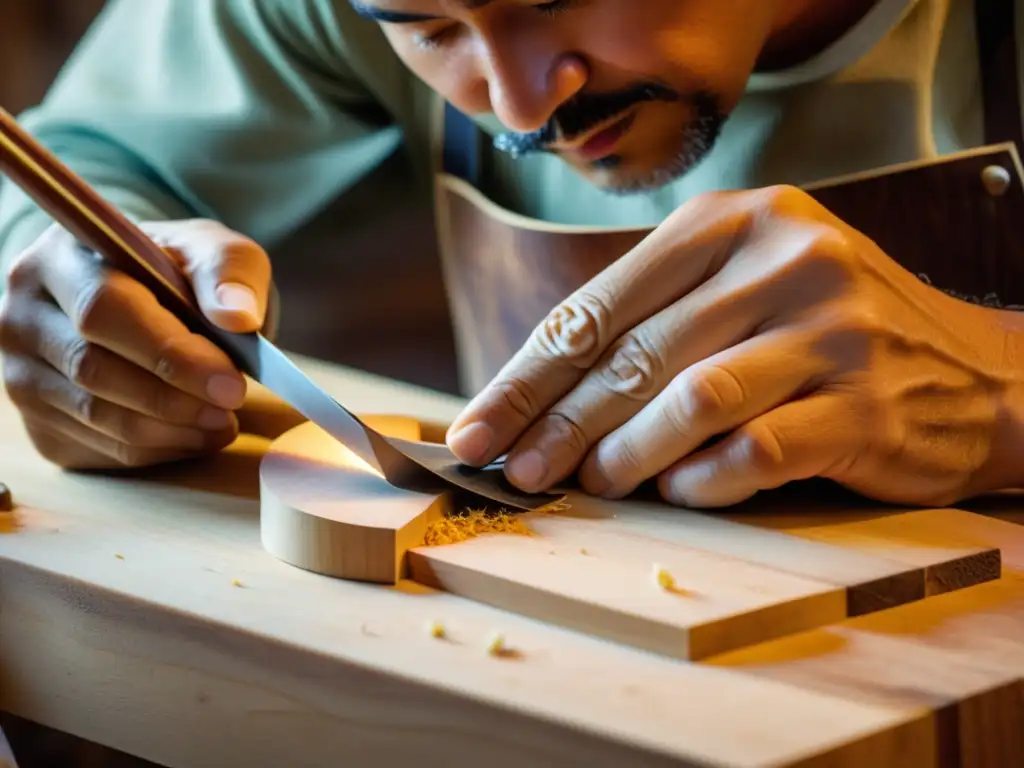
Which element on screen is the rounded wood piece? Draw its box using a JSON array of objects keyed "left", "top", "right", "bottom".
[{"left": 260, "top": 415, "right": 453, "bottom": 584}]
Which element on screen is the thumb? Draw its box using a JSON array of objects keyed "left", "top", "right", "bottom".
[{"left": 143, "top": 220, "right": 271, "bottom": 333}]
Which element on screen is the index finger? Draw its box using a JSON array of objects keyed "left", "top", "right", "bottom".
[
  {"left": 446, "top": 191, "right": 754, "bottom": 466},
  {"left": 36, "top": 228, "right": 246, "bottom": 410}
]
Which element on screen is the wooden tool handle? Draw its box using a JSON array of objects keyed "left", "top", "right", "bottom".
[{"left": 0, "top": 106, "right": 260, "bottom": 377}]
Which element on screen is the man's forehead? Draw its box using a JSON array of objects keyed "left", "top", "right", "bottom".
[{"left": 350, "top": 0, "right": 498, "bottom": 22}]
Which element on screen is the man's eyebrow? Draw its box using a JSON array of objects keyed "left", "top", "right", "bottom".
[{"left": 350, "top": 0, "right": 495, "bottom": 23}]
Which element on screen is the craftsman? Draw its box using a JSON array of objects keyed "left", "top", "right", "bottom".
[{"left": 0, "top": 0, "right": 1022, "bottom": 510}]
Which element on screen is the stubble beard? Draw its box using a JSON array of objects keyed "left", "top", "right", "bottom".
[{"left": 598, "top": 97, "right": 726, "bottom": 195}]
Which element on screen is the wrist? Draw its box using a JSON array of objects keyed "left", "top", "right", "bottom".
[{"left": 980, "top": 309, "right": 1024, "bottom": 494}]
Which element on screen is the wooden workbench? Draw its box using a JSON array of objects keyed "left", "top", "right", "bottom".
[{"left": 2, "top": 352, "right": 1024, "bottom": 767}]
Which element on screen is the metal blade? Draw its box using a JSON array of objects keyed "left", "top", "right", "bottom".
[{"left": 242, "top": 336, "right": 562, "bottom": 511}]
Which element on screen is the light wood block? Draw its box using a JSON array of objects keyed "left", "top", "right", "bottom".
[
  {"left": 408, "top": 514, "right": 848, "bottom": 661},
  {"left": 554, "top": 498, "right": 1003, "bottom": 614},
  {"left": 260, "top": 416, "right": 451, "bottom": 583},
  {"left": 707, "top": 575, "right": 1024, "bottom": 768},
  {"left": 258, "top": 420, "right": 1001, "bottom": 662},
  {"left": 1, "top": 502, "right": 934, "bottom": 768}
]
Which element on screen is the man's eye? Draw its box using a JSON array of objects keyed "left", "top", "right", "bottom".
[
  {"left": 414, "top": 26, "right": 457, "bottom": 51},
  {"left": 414, "top": 0, "right": 583, "bottom": 51},
  {"left": 534, "top": 0, "right": 581, "bottom": 15}
]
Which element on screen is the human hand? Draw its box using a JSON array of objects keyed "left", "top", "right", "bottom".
[
  {"left": 446, "top": 185, "right": 1024, "bottom": 507},
  {"left": 0, "top": 218, "right": 271, "bottom": 469}
]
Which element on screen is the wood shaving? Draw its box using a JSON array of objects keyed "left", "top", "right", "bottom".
[
  {"left": 423, "top": 499, "right": 570, "bottom": 546},
  {"left": 485, "top": 632, "right": 506, "bottom": 656},
  {"left": 652, "top": 563, "right": 675, "bottom": 591}
]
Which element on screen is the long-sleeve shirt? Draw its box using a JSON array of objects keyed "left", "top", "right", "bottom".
[{"left": 0, "top": 0, "right": 1002, "bottom": 281}]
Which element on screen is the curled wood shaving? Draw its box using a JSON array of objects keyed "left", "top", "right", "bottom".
[{"left": 422, "top": 499, "right": 570, "bottom": 546}]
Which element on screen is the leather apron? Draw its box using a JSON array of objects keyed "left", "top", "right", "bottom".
[{"left": 432, "top": 0, "right": 1024, "bottom": 397}]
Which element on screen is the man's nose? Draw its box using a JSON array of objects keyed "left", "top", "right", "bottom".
[{"left": 482, "top": 39, "right": 587, "bottom": 134}]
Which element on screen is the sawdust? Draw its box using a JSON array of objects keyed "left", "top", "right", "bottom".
[{"left": 422, "top": 498, "right": 570, "bottom": 546}]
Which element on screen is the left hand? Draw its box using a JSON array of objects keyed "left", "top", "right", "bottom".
[{"left": 445, "top": 185, "right": 1024, "bottom": 508}]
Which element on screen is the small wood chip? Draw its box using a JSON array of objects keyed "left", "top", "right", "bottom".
[
  {"left": 0, "top": 483, "right": 12, "bottom": 512},
  {"left": 485, "top": 632, "right": 506, "bottom": 656},
  {"left": 652, "top": 563, "right": 676, "bottom": 591},
  {"left": 114, "top": 553, "right": 125, "bottom": 560}
]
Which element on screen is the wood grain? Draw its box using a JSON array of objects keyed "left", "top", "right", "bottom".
[
  {"left": 257, "top": 416, "right": 999, "bottom": 663},
  {"left": 260, "top": 418, "right": 451, "bottom": 583},
  {"left": 0, "top": 507, "right": 933, "bottom": 768},
  {"left": 0, "top": 355, "right": 941, "bottom": 767},
  {"left": 409, "top": 513, "right": 848, "bottom": 661},
  {"left": 702, "top": 507, "right": 1024, "bottom": 767},
  {"left": 706, "top": 576, "right": 1024, "bottom": 768},
  {"left": 532, "top": 495, "right": 1002, "bottom": 616}
]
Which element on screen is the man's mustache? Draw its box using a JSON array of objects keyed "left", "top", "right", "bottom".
[{"left": 492, "top": 82, "right": 679, "bottom": 158}]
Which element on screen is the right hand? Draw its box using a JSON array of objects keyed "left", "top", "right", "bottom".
[{"left": 0, "top": 218, "right": 271, "bottom": 470}]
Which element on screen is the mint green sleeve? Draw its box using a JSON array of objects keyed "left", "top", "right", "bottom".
[{"left": 0, "top": 0, "right": 410, "bottom": 271}]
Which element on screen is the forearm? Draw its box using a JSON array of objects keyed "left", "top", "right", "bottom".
[
  {"left": 974, "top": 307, "right": 1024, "bottom": 494},
  {"left": 1, "top": 0, "right": 407, "bottom": 278}
]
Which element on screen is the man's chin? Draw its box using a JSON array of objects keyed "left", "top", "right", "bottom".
[{"left": 572, "top": 148, "right": 714, "bottom": 196}]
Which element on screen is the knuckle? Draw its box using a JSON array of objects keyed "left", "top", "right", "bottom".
[
  {"left": 676, "top": 365, "right": 747, "bottom": 423},
  {"left": 607, "top": 436, "right": 646, "bottom": 478},
  {"left": 531, "top": 290, "right": 611, "bottom": 368},
  {"left": 831, "top": 303, "right": 886, "bottom": 337},
  {"left": 493, "top": 378, "right": 540, "bottom": 423},
  {"left": 0, "top": 297, "right": 19, "bottom": 352},
  {"left": 63, "top": 338, "right": 102, "bottom": 389},
  {"left": 152, "top": 344, "right": 181, "bottom": 383},
  {"left": 71, "top": 280, "right": 117, "bottom": 337},
  {"left": 2, "top": 358, "right": 35, "bottom": 408},
  {"left": 69, "top": 387, "right": 99, "bottom": 425},
  {"left": 789, "top": 226, "right": 856, "bottom": 272},
  {"left": 216, "top": 237, "right": 267, "bottom": 270},
  {"left": 600, "top": 330, "right": 664, "bottom": 400},
  {"left": 4, "top": 248, "right": 40, "bottom": 292},
  {"left": 143, "top": 387, "right": 177, "bottom": 422},
  {"left": 112, "top": 441, "right": 147, "bottom": 467},
  {"left": 756, "top": 184, "right": 809, "bottom": 216},
  {"left": 736, "top": 422, "right": 785, "bottom": 472},
  {"left": 190, "top": 228, "right": 267, "bottom": 280},
  {"left": 543, "top": 411, "right": 589, "bottom": 454}
]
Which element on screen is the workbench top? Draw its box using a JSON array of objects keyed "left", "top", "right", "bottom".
[{"left": 2, "top": 353, "right": 1024, "bottom": 768}]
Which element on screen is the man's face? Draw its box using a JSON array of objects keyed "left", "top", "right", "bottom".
[{"left": 351, "top": 0, "right": 780, "bottom": 193}]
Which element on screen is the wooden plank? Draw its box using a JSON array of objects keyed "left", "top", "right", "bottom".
[
  {"left": 1, "top": 500, "right": 934, "bottom": 768},
  {"left": 0, "top": 354, "right": 1015, "bottom": 767},
  {"left": 702, "top": 500, "right": 1024, "bottom": 767},
  {"left": 553, "top": 496, "right": 1001, "bottom": 614},
  {"left": 409, "top": 512, "right": 848, "bottom": 661},
  {"left": 706, "top": 576, "right": 1024, "bottom": 768},
  {"left": 723, "top": 507, "right": 1006, "bottom": 594}
]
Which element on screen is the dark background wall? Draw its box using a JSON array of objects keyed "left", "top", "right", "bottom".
[{"left": 0, "top": 0, "right": 461, "bottom": 395}]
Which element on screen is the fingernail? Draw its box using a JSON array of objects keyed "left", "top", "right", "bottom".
[
  {"left": 506, "top": 449, "right": 547, "bottom": 491},
  {"left": 216, "top": 282, "right": 260, "bottom": 323},
  {"left": 448, "top": 422, "right": 494, "bottom": 465},
  {"left": 206, "top": 374, "right": 245, "bottom": 409},
  {"left": 198, "top": 406, "right": 233, "bottom": 430}
]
